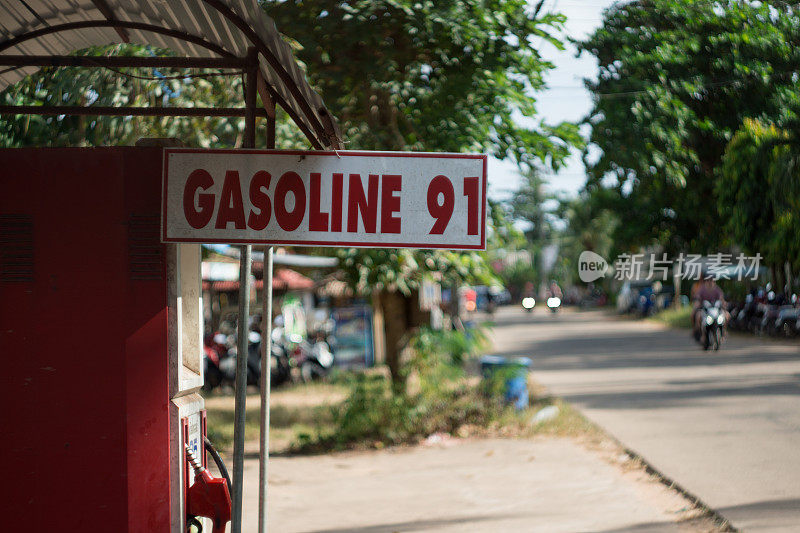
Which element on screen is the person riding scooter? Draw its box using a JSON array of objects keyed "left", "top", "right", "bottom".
[
  {"left": 691, "top": 274, "right": 726, "bottom": 342},
  {"left": 546, "top": 281, "right": 563, "bottom": 313}
]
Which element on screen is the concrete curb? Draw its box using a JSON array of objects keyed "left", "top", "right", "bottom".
[{"left": 615, "top": 439, "right": 738, "bottom": 532}]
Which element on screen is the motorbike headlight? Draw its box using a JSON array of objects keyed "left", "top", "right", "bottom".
[
  {"left": 717, "top": 315, "right": 724, "bottom": 325},
  {"left": 547, "top": 297, "right": 561, "bottom": 308},
  {"left": 706, "top": 316, "right": 714, "bottom": 325},
  {"left": 522, "top": 297, "right": 535, "bottom": 309},
  {"left": 319, "top": 351, "right": 334, "bottom": 367}
]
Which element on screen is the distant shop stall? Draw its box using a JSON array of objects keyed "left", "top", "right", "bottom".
[{"left": 203, "top": 260, "right": 314, "bottom": 329}]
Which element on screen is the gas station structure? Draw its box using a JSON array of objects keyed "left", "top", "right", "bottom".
[
  {"left": 0, "top": 2, "right": 490, "bottom": 531},
  {"left": 0, "top": 1, "right": 342, "bottom": 532}
]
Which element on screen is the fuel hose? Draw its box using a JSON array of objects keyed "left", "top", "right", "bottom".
[{"left": 204, "top": 436, "right": 232, "bottom": 494}]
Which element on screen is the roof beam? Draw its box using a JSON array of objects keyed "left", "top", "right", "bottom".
[
  {"left": 201, "top": 0, "right": 331, "bottom": 148},
  {"left": 89, "top": 0, "right": 130, "bottom": 43},
  {"left": 0, "top": 105, "right": 268, "bottom": 118},
  {"left": 0, "top": 55, "right": 247, "bottom": 69},
  {"left": 0, "top": 20, "right": 235, "bottom": 57}
]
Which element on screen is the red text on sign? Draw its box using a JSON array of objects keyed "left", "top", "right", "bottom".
[{"left": 182, "top": 170, "right": 406, "bottom": 235}]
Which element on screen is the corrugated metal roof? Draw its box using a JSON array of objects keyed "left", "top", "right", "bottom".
[{"left": 0, "top": 0, "right": 342, "bottom": 148}]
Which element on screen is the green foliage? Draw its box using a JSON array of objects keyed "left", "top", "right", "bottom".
[
  {"left": 336, "top": 248, "right": 497, "bottom": 296},
  {"left": 554, "top": 192, "right": 618, "bottom": 286},
  {"left": 261, "top": 0, "right": 583, "bottom": 292},
  {"left": 487, "top": 199, "right": 527, "bottom": 254},
  {"left": 579, "top": 0, "right": 800, "bottom": 254},
  {"left": 411, "top": 325, "right": 490, "bottom": 366},
  {"left": 0, "top": 45, "right": 309, "bottom": 149},
  {"left": 510, "top": 168, "right": 553, "bottom": 243},
  {"left": 299, "top": 325, "right": 508, "bottom": 450},
  {"left": 718, "top": 118, "right": 800, "bottom": 270},
  {"left": 323, "top": 374, "right": 418, "bottom": 446},
  {"left": 650, "top": 305, "right": 692, "bottom": 329},
  {"left": 486, "top": 200, "right": 534, "bottom": 294},
  {"left": 264, "top": 0, "right": 581, "bottom": 165},
  {"left": 498, "top": 259, "right": 538, "bottom": 294}
]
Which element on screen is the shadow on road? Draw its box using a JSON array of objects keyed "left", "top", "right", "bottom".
[
  {"left": 560, "top": 377, "right": 800, "bottom": 409},
  {"left": 592, "top": 497, "right": 800, "bottom": 532},
  {"left": 489, "top": 329, "right": 799, "bottom": 372},
  {"left": 306, "top": 513, "right": 523, "bottom": 533},
  {"left": 716, "top": 496, "right": 800, "bottom": 529}
]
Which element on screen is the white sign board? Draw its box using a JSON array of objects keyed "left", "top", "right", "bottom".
[{"left": 162, "top": 149, "right": 487, "bottom": 250}]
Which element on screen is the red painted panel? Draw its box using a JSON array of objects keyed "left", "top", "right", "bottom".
[
  {"left": 122, "top": 148, "right": 171, "bottom": 532},
  {"left": 0, "top": 148, "right": 171, "bottom": 532}
]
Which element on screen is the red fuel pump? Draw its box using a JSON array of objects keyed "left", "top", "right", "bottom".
[
  {"left": 0, "top": 147, "right": 228, "bottom": 532},
  {"left": 185, "top": 444, "right": 232, "bottom": 533}
]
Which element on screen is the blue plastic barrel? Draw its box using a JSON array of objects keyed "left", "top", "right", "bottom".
[{"left": 479, "top": 355, "right": 532, "bottom": 410}]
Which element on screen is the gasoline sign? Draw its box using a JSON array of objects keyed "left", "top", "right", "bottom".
[{"left": 162, "top": 149, "right": 487, "bottom": 250}]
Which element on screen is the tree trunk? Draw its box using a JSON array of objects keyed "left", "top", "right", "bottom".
[
  {"left": 380, "top": 289, "right": 409, "bottom": 390},
  {"left": 371, "top": 290, "right": 386, "bottom": 365},
  {"left": 449, "top": 282, "right": 463, "bottom": 331}
]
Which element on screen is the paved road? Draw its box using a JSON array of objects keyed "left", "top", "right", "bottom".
[
  {"left": 244, "top": 438, "right": 693, "bottom": 532},
  {"left": 488, "top": 306, "right": 800, "bottom": 532}
]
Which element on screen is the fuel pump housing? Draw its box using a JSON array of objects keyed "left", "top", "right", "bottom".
[{"left": 0, "top": 147, "right": 207, "bottom": 532}]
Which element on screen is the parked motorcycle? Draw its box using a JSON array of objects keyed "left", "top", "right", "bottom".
[
  {"left": 202, "top": 333, "right": 226, "bottom": 393},
  {"left": 268, "top": 328, "right": 293, "bottom": 387},
  {"left": 730, "top": 293, "right": 757, "bottom": 332},
  {"left": 773, "top": 294, "right": 799, "bottom": 338},
  {"left": 292, "top": 335, "right": 334, "bottom": 383},
  {"left": 204, "top": 329, "right": 293, "bottom": 392},
  {"left": 218, "top": 331, "right": 263, "bottom": 387}
]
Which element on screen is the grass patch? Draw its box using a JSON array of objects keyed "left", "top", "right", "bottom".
[
  {"left": 292, "top": 326, "right": 514, "bottom": 452},
  {"left": 650, "top": 305, "right": 692, "bottom": 329},
  {"left": 291, "top": 326, "right": 604, "bottom": 453},
  {"left": 525, "top": 395, "right": 603, "bottom": 439},
  {"left": 205, "top": 403, "right": 335, "bottom": 450},
  {"left": 205, "top": 329, "right": 608, "bottom": 455},
  {"left": 204, "top": 382, "right": 344, "bottom": 452}
]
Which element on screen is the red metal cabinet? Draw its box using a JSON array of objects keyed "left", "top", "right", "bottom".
[{"left": 0, "top": 148, "right": 172, "bottom": 531}]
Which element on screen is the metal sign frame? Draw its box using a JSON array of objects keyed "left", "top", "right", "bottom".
[{"left": 161, "top": 148, "right": 488, "bottom": 250}]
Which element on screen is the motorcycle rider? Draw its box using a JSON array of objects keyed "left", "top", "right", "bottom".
[
  {"left": 692, "top": 274, "right": 726, "bottom": 340},
  {"left": 548, "top": 281, "right": 563, "bottom": 300}
]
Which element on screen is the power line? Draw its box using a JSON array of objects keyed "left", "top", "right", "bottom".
[{"left": 537, "top": 68, "right": 800, "bottom": 99}]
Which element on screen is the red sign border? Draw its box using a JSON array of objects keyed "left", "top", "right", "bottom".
[{"left": 162, "top": 148, "right": 488, "bottom": 250}]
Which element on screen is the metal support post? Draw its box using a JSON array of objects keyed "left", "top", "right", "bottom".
[
  {"left": 231, "top": 47, "right": 258, "bottom": 533},
  {"left": 230, "top": 244, "right": 251, "bottom": 533},
  {"left": 258, "top": 246, "right": 274, "bottom": 533},
  {"left": 258, "top": 80, "right": 277, "bottom": 533}
]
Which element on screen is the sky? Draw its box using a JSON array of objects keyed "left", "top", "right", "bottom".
[{"left": 487, "top": 0, "right": 617, "bottom": 201}]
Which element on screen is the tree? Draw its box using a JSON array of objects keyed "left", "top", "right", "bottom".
[
  {"left": 718, "top": 118, "right": 800, "bottom": 279},
  {"left": 506, "top": 168, "right": 561, "bottom": 291},
  {"left": 510, "top": 168, "right": 552, "bottom": 243},
  {"left": 265, "top": 0, "right": 583, "bottom": 385},
  {"left": 265, "top": 0, "right": 580, "bottom": 164},
  {"left": 554, "top": 192, "right": 618, "bottom": 286},
  {"left": 579, "top": 0, "right": 800, "bottom": 254}
]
